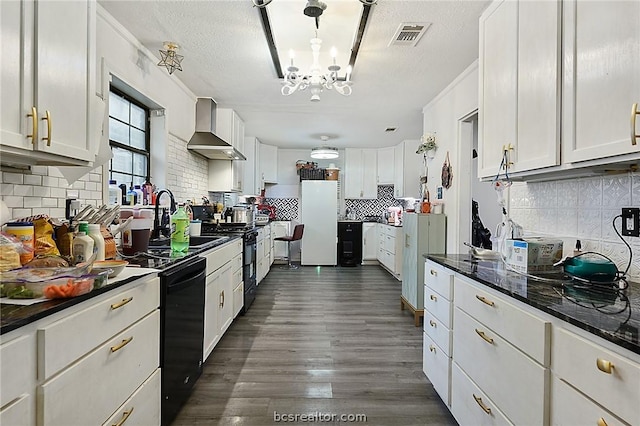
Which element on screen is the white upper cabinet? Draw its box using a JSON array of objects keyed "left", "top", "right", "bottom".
[
  {"left": 1, "top": 0, "right": 97, "bottom": 166},
  {"left": 393, "top": 140, "right": 422, "bottom": 199},
  {"left": 345, "top": 148, "right": 377, "bottom": 199},
  {"left": 243, "top": 137, "right": 261, "bottom": 195},
  {"left": 260, "top": 143, "right": 278, "bottom": 184},
  {"left": 478, "top": 0, "right": 560, "bottom": 179},
  {"left": 479, "top": 0, "right": 639, "bottom": 180},
  {"left": 377, "top": 147, "right": 395, "bottom": 184},
  {"left": 562, "top": 0, "right": 640, "bottom": 163}
]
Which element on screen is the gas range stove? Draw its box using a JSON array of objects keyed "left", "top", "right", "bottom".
[{"left": 201, "top": 221, "right": 256, "bottom": 236}]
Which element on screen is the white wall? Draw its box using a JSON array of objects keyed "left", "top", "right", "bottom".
[{"left": 422, "top": 61, "right": 479, "bottom": 254}]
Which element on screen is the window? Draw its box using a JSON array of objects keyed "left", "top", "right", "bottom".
[{"left": 108, "top": 88, "right": 150, "bottom": 187}]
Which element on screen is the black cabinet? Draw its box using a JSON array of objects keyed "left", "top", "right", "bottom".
[{"left": 338, "top": 221, "right": 363, "bottom": 267}]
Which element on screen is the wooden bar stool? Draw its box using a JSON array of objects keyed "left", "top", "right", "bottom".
[{"left": 274, "top": 224, "right": 304, "bottom": 269}]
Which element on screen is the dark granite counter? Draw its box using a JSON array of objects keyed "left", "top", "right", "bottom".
[
  {"left": 427, "top": 254, "right": 640, "bottom": 356},
  {"left": 0, "top": 235, "right": 242, "bottom": 335}
]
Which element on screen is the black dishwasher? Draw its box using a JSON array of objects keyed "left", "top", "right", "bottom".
[{"left": 160, "top": 256, "right": 206, "bottom": 426}]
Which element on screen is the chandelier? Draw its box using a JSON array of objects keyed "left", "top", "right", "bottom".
[
  {"left": 157, "top": 42, "right": 184, "bottom": 75},
  {"left": 282, "top": 37, "right": 352, "bottom": 102}
]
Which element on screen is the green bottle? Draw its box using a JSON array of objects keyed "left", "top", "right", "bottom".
[{"left": 170, "top": 204, "right": 190, "bottom": 252}]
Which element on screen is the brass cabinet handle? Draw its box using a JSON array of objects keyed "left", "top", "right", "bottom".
[
  {"left": 473, "top": 394, "right": 492, "bottom": 415},
  {"left": 430, "top": 269, "right": 437, "bottom": 276},
  {"left": 475, "top": 329, "right": 494, "bottom": 345},
  {"left": 112, "top": 408, "right": 134, "bottom": 426},
  {"left": 27, "top": 106, "right": 38, "bottom": 143},
  {"left": 430, "top": 294, "right": 437, "bottom": 301},
  {"left": 41, "top": 110, "right": 51, "bottom": 146},
  {"left": 110, "top": 297, "right": 133, "bottom": 310},
  {"left": 110, "top": 336, "right": 133, "bottom": 353},
  {"left": 429, "top": 345, "right": 436, "bottom": 353},
  {"left": 429, "top": 320, "right": 436, "bottom": 327},
  {"left": 632, "top": 103, "right": 639, "bottom": 146},
  {"left": 597, "top": 417, "right": 608, "bottom": 426},
  {"left": 596, "top": 358, "right": 614, "bottom": 374},
  {"left": 220, "top": 290, "right": 225, "bottom": 308},
  {"left": 476, "top": 295, "right": 495, "bottom": 307}
]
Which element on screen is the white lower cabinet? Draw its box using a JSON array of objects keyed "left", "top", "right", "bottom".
[
  {"left": 451, "top": 362, "right": 513, "bottom": 426},
  {"left": 0, "top": 394, "right": 32, "bottom": 426},
  {"left": 552, "top": 327, "right": 640, "bottom": 425},
  {"left": 362, "top": 223, "right": 377, "bottom": 262},
  {"left": 423, "top": 332, "right": 451, "bottom": 406},
  {"left": 38, "top": 310, "right": 159, "bottom": 426},
  {"left": 454, "top": 307, "right": 548, "bottom": 426},
  {"left": 551, "top": 376, "right": 629, "bottom": 426},
  {"left": 427, "top": 260, "right": 640, "bottom": 426},
  {"left": 203, "top": 240, "right": 243, "bottom": 361},
  {"left": 376, "top": 224, "right": 402, "bottom": 279},
  {"left": 103, "top": 369, "right": 160, "bottom": 426}
]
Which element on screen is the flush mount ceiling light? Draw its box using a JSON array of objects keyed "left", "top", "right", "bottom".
[
  {"left": 252, "top": 0, "right": 376, "bottom": 7},
  {"left": 311, "top": 137, "right": 339, "bottom": 159},
  {"left": 310, "top": 146, "right": 339, "bottom": 159},
  {"left": 282, "top": 35, "right": 352, "bottom": 102},
  {"left": 157, "top": 42, "right": 184, "bottom": 75}
]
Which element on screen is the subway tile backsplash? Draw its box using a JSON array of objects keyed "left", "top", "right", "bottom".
[
  {"left": 1, "top": 166, "right": 102, "bottom": 220},
  {"left": 509, "top": 173, "right": 640, "bottom": 280},
  {"left": 1, "top": 135, "right": 209, "bottom": 221}
]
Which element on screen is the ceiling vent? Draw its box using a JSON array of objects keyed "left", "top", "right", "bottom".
[
  {"left": 389, "top": 22, "right": 431, "bottom": 47},
  {"left": 385, "top": 127, "right": 397, "bottom": 133}
]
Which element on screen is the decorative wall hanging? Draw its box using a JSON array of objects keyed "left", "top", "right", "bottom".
[{"left": 441, "top": 151, "right": 452, "bottom": 189}]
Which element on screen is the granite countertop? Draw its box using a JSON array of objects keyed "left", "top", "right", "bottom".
[
  {"left": 0, "top": 235, "right": 242, "bottom": 335},
  {"left": 427, "top": 254, "right": 640, "bottom": 356}
]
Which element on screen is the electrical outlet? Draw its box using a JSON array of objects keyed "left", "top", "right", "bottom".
[{"left": 621, "top": 207, "right": 640, "bottom": 237}]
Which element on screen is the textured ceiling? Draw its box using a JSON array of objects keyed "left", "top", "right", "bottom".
[{"left": 98, "top": 0, "right": 491, "bottom": 150}]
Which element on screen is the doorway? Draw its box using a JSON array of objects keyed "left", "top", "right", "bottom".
[{"left": 456, "top": 112, "right": 502, "bottom": 253}]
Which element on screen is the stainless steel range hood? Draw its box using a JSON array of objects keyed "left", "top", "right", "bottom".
[{"left": 187, "top": 98, "right": 246, "bottom": 160}]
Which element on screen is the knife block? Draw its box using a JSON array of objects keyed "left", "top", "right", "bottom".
[{"left": 101, "top": 226, "right": 117, "bottom": 260}]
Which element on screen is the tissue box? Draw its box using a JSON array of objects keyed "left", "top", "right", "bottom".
[{"left": 505, "top": 238, "right": 564, "bottom": 273}]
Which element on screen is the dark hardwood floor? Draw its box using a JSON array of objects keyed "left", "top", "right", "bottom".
[{"left": 172, "top": 265, "right": 457, "bottom": 425}]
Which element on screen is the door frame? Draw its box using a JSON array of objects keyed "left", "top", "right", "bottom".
[{"left": 455, "top": 109, "right": 478, "bottom": 255}]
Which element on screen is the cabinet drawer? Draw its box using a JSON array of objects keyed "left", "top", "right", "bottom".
[
  {"left": 384, "top": 235, "right": 395, "bottom": 254},
  {"left": 1, "top": 334, "right": 34, "bottom": 407},
  {"left": 423, "top": 332, "right": 451, "bottom": 406},
  {"left": 424, "top": 286, "right": 451, "bottom": 328},
  {"left": 205, "top": 239, "right": 242, "bottom": 275},
  {"left": 454, "top": 307, "right": 548, "bottom": 426},
  {"left": 233, "top": 281, "right": 244, "bottom": 319},
  {"left": 552, "top": 327, "right": 640, "bottom": 425},
  {"left": 455, "top": 276, "right": 550, "bottom": 365},
  {"left": 424, "top": 261, "right": 453, "bottom": 300},
  {"left": 102, "top": 368, "right": 161, "bottom": 426},
  {"left": 0, "top": 394, "right": 32, "bottom": 426},
  {"left": 38, "top": 310, "right": 160, "bottom": 426},
  {"left": 232, "top": 252, "right": 242, "bottom": 273},
  {"left": 424, "top": 308, "right": 452, "bottom": 357},
  {"left": 233, "top": 266, "right": 243, "bottom": 287},
  {"left": 551, "top": 375, "right": 629, "bottom": 426},
  {"left": 451, "top": 362, "right": 513, "bottom": 426},
  {"left": 37, "top": 277, "right": 159, "bottom": 380}
]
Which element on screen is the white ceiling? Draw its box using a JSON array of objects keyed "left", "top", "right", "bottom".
[{"left": 98, "top": 0, "right": 491, "bottom": 150}]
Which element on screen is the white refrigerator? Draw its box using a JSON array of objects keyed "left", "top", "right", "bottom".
[{"left": 300, "top": 180, "right": 338, "bottom": 266}]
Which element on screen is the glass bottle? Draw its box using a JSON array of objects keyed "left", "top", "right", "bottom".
[
  {"left": 108, "top": 180, "right": 121, "bottom": 206},
  {"left": 170, "top": 204, "right": 190, "bottom": 253}
]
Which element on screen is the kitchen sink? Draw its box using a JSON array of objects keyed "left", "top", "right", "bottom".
[{"left": 147, "top": 235, "right": 229, "bottom": 250}]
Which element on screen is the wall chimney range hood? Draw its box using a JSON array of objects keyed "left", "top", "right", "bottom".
[{"left": 187, "top": 98, "right": 246, "bottom": 160}]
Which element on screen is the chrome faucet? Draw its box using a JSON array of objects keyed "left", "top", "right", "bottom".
[{"left": 152, "top": 189, "right": 176, "bottom": 240}]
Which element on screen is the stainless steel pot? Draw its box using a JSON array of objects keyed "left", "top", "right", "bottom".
[{"left": 232, "top": 204, "right": 255, "bottom": 225}]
